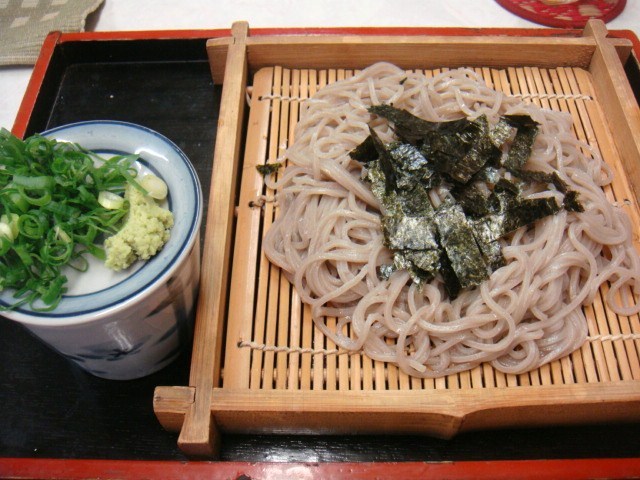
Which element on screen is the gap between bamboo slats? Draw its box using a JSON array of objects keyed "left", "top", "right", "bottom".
[{"left": 223, "top": 65, "right": 640, "bottom": 394}]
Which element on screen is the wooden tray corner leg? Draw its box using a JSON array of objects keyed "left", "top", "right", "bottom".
[
  {"left": 153, "top": 385, "right": 195, "bottom": 433},
  {"left": 154, "top": 384, "right": 221, "bottom": 457},
  {"left": 207, "top": 21, "right": 249, "bottom": 84},
  {"left": 177, "top": 401, "right": 222, "bottom": 458}
]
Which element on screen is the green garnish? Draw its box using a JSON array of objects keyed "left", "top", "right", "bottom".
[
  {"left": 256, "top": 162, "right": 282, "bottom": 176},
  {"left": 353, "top": 105, "right": 583, "bottom": 298},
  {"left": 0, "top": 128, "right": 142, "bottom": 311}
]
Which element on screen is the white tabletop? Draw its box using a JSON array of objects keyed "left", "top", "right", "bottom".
[{"left": 1, "top": 0, "right": 638, "bottom": 131}]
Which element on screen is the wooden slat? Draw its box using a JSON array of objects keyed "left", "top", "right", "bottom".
[
  {"left": 175, "top": 20, "right": 249, "bottom": 457},
  {"left": 210, "top": 383, "right": 640, "bottom": 437},
  {"left": 584, "top": 21, "right": 640, "bottom": 206},
  {"left": 275, "top": 68, "right": 293, "bottom": 391},
  {"left": 207, "top": 34, "right": 604, "bottom": 85},
  {"left": 223, "top": 67, "right": 274, "bottom": 390},
  {"left": 297, "top": 70, "right": 314, "bottom": 391},
  {"left": 286, "top": 70, "right": 303, "bottom": 391},
  {"left": 323, "top": 68, "right": 339, "bottom": 393},
  {"left": 310, "top": 69, "right": 325, "bottom": 392}
]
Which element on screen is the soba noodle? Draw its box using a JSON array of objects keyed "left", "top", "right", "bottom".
[{"left": 262, "top": 62, "right": 640, "bottom": 377}]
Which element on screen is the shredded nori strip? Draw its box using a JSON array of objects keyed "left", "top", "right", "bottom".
[
  {"left": 350, "top": 135, "right": 377, "bottom": 163},
  {"left": 383, "top": 214, "right": 439, "bottom": 251},
  {"left": 503, "top": 116, "right": 539, "bottom": 171},
  {"left": 368, "top": 104, "right": 468, "bottom": 144},
  {"left": 434, "top": 198, "right": 489, "bottom": 289},
  {"left": 395, "top": 250, "right": 440, "bottom": 284},
  {"left": 256, "top": 162, "right": 282, "bottom": 176},
  {"left": 437, "top": 251, "right": 463, "bottom": 299},
  {"left": 563, "top": 190, "right": 585, "bottom": 212},
  {"left": 504, "top": 114, "right": 539, "bottom": 129},
  {"left": 368, "top": 105, "right": 506, "bottom": 184},
  {"left": 443, "top": 116, "right": 498, "bottom": 183},
  {"left": 502, "top": 197, "right": 561, "bottom": 234},
  {"left": 470, "top": 165, "right": 502, "bottom": 185},
  {"left": 368, "top": 126, "right": 397, "bottom": 193},
  {"left": 478, "top": 196, "right": 561, "bottom": 243},
  {"left": 365, "top": 155, "right": 440, "bottom": 283},
  {"left": 471, "top": 218, "right": 507, "bottom": 271},
  {"left": 512, "top": 169, "right": 568, "bottom": 193},
  {"left": 488, "top": 116, "right": 515, "bottom": 147},
  {"left": 451, "top": 182, "right": 493, "bottom": 218},
  {"left": 388, "top": 142, "right": 441, "bottom": 190},
  {"left": 356, "top": 104, "right": 584, "bottom": 297}
]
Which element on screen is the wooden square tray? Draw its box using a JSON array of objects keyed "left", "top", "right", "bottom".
[{"left": 153, "top": 20, "right": 640, "bottom": 457}]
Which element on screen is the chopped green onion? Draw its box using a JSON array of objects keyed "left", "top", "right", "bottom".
[
  {"left": 41, "top": 238, "right": 74, "bottom": 265},
  {"left": 4, "top": 190, "right": 29, "bottom": 213},
  {"left": 24, "top": 135, "right": 53, "bottom": 162},
  {"left": 98, "top": 190, "right": 125, "bottom": 210},
  {"left": 0, "top": 213, "right": 19, "bottom": 242},
  {"left": 18, "top": 213, "right": 46, "bottom": 239},
  {"left": 0, "top": 222, "right": 14, "bottom": 241},
  {"left": 0, "top": 237, "right": 12, "bottom": 256},
  {"left": 39, "top": 276, "right": 66, "bottom": 307},
  {"left": 0, "top": 128, "right": 139, "bottom": 310},
  {"left": 71, "top": 223, "right": 98, "bottom": 244},
  {"left": 17, "top": 186, "right": 52, "bottom": 207},
  {"left": 12, "top": 243, "right": 33, "bottom": 267},
  {"left": 53, "top": 225, "right": 72, "bottom": 243},
  {"left": 12, "top": 174, "right": 55, "bottom": 190},
  {"left": 140, "top": 174, "right": 168, "bottom": 200}
]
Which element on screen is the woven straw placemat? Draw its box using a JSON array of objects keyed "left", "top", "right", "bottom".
[{"left": 0, "top": 0, "right": 104, "bottom": 65}]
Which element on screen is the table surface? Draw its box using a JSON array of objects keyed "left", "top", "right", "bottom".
[{"left": 1, "top": 0, "right": 640, "bottom": 475}]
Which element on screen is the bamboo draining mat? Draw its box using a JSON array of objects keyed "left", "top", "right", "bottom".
[
  {"left": 154, "top": 21, "right": 640, "bottom": 457},
  {"left": 230, "top": 63, "right": 640, "bottom": 391}
]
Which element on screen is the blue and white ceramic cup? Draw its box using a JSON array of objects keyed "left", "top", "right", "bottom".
[{"left": 0, "top": 121, "right": 202, "bottom": 380}]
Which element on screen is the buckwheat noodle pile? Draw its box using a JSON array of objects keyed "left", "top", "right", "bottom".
[{"left": 262, "top": 62, "right": 640, "bottom": 377}]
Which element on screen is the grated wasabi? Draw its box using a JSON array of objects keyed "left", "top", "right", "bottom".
[{"left": 104, "top": 176, "right": 173, "bottom": 271}]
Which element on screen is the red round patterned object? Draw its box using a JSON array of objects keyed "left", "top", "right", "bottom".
[{"left": 495, "top": 0, "right": 627, "bottom": 28}]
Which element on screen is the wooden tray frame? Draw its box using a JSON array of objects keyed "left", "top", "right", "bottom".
[{"left": 153, "top": 20, "right": 640, "bottom": 457}]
